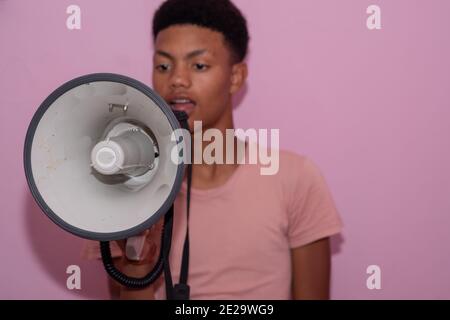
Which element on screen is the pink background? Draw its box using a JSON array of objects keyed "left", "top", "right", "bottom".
[{"left": 1, "top": 0, "right": 449, "bottom": 299}]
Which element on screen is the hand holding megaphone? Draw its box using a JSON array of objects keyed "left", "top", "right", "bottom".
[
  {"left": 113, "top": 217, "right": 164, "bottom": 280},
  {"left": 124, "top": 233, "right": 154, "bottom": 263},
  {"left": 125, "top": 217, "right": 164, "bottom": 262}
]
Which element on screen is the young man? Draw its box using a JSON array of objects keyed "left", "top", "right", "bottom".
[{"left": 85, "top": 0, "right": 343, "bottom": 300}]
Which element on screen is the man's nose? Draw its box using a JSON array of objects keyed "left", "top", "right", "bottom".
[{"left": 170, "top": 66, "right": 191, "bottom": 89}]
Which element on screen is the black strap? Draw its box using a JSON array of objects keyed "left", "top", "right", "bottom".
[
  {"left": 164, "top": 110, "right": 192, "bottom": 300},
  {"left": 179, "top": 112, "right": 191, "bottom": 283},
  {"left": 162, "top": 205, "right": 176, "bottom": 299},
  {"left": 174, "top": 146, "right": 192, "bottom": 299}
]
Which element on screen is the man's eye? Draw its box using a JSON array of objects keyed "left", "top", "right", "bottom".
[
  {"left": 194, "top": 63, "right": 209, "bottom": 71},
  {"left": 156, "top": 64, "right": 170, "bottom": 72}
]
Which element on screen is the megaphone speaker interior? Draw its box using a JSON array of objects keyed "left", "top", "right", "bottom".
[{"left": 24, "top": 73, "right": 186, "bottom": 241}]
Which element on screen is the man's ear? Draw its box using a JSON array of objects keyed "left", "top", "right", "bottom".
[{"left": 230, "top": 62, "right": 248, "bottom": 95}]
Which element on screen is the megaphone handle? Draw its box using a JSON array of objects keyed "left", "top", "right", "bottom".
[{"left": 125, "top": 234, "right": 148, "bottom": 261}]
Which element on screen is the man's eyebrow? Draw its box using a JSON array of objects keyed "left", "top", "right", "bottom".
[
  {"left": 155, "top": 50, "right": 173, "bottom": 59},
  {"left": 155, "top": 49, "right": 209, "bottom": 60},
  {"left": 185, "top": 49, "right": 208, "bottom": 59}
]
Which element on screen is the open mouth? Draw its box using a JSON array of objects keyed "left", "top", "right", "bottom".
[{"left": 169, "top": 98, "right": 196, "bottom": 115}]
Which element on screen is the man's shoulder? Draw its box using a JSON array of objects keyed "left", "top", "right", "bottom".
[
  {"left": 241, "top": 141, "right": 320, "bottom": 182},
  {"left": 278, "top": 148, "right": 309, "bottom": 165},
  {"left": 245, "top": 143, "right": 312, "bottom": 179},
  {"left": 271, "top": 146, "right": 311, "bottom": 175},
  {"left": 276, "top": 149, "right": 317, "bottom": 186}
]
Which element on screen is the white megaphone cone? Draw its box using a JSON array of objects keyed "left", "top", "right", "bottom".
[{"left": 24, "top": 73, "right": 191, "bottom": 296}]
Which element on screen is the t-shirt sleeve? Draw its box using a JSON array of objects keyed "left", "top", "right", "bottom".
[{"left": 286, "top": 156, "right": 343, "bottom": 248}]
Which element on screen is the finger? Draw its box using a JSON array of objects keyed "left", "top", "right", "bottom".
[{"left": 116, "top": 239, "right": 126, "bottom": 252}]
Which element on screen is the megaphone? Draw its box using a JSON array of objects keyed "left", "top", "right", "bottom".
[{"left": 24, "top": 73, "right": 191, "bottom": 298}]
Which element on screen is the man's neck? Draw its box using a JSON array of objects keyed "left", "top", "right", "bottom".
[{"left": 189, "top": 107, "right": 243, "bottom": 189}]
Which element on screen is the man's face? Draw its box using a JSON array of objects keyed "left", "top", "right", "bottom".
[{"left": 152, "top": 24, "right": 238, "bottom": 131}]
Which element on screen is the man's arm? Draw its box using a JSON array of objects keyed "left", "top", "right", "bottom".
[{"left": 291, "top": 237, "right": 331, "bottom": 300}]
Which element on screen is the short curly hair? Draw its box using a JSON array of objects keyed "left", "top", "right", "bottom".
[{"left": 152, "top": 0, "right": 249, "bottom": 63}]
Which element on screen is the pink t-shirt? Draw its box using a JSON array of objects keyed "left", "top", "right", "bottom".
[{"left": 83, "top": 145, "right": 343, "bottom": 299}]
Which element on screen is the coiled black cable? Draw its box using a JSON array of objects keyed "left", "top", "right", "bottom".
[{"left": 99, "top": 213, "right": 168, "bottom": 289}]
